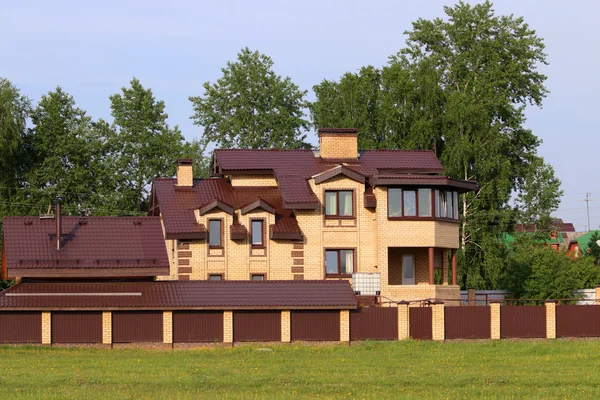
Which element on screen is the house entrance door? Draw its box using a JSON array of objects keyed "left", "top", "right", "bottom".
[{"left": 402, "top": 255, "right": 415, "bottom": 285}]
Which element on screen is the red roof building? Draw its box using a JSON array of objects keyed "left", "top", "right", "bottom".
[
  {"left": 149, "top": 128, "right": 477, "bottom": 303},
  {"left": 2, "top": 216, "right": 169, "bottom": 279}
]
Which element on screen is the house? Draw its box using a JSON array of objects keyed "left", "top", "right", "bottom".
[
  {"left": 149, "top": 128, "right": 477, "bottom": 302},
  {"left": 0, "top": 127, "right": 477, "bottom": 345},
  {"left": 567, "top": 230, "right": 600, "bottom": 258},
  {"left": 501, "top": 219, "right": 577, "bottom": 251}
]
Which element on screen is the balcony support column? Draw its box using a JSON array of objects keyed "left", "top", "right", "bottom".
[
  {"left": 451, "top": 249, "right": 457, "bottom": 286},
  {"left": 428, "top": 247, "right": 434, "bottom": 285}
]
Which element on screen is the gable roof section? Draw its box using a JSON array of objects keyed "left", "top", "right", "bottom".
[
  {"left": 313, "top": 165, "right": 366, "bottom": 185},
  {"left": 199, "top": 199, "right": 234, "bottom": 216},
  {"left": 0, "top": 280, "right": 358, "bottom": 310},
  {"left": 212, "top": 149, "right": 449, "bottom": 207},
  {"left": 240, "top": 198, "right": 276, "bottom": 215},
  {"left": 152, "top": 179, "right": 303, "bottom": 241},
  {"left": 2, "top": 216, "right": 169, "bottom": 279}
]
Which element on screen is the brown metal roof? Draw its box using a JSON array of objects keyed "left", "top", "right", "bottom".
[
  {"left": 230, "top": 223, "right": 248, "bottom": 240},
  {"left": 152, "top": 179, "right": 304, "bottom": 240},
  {"left": 313, "top": 165, "right": 366, "bottom": 185},
  {"left": 0, "top": 280, "right": 358, "bottom": 310},
  {"left": 369, "top": 175, "right": 477, "bottom": 192},
  {"left": 212, "top": 149, "right": 448, "bottom": 206},
  {"left": 2, "top": 217, "right": 169, "bottom": 278},
  {"left": 319, "top": 128, "right": 358, "bottom": 134}
]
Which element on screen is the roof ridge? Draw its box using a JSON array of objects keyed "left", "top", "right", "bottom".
[
  {"left": 215, "top": 149, "right": 313, "bottom": 152},
  {"left": 4, "top": 216, "right": 160, "bottom": 220}
]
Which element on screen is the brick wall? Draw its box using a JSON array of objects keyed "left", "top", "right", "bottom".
[
  {"left": 229, "top": 175, "right": 278, "bottom": 187},
  {"left": 319, "top": 134, "right": 358, "bottom": 159},
  {"left": 102, "top": 312, "right": 112, "bottom": 344},
  {"left": 42, "top": 312, "right": 51, "bottom": 344}
]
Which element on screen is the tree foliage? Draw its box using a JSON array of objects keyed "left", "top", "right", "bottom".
[
  {"left": 110, "top": 78, "right": 187, "bottom": 211},
  {"left": 190, "top": 47, "right": 310, "bottom": 150},
  {"left": 586, "top": 232, "right": 600, "bottom": 265},
  {"left": 503, "top": 236, "right": 600, "bottom": 300},
  {"left": 310, "top": 1, "right": 563, "bottom": 289},
  {"left": 27, "top": 87, "right": 108, "bottom": 214}
]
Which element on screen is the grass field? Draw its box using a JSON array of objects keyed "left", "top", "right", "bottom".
[{"left": 1, "top": 340, "right": 599, "bottom": 399}]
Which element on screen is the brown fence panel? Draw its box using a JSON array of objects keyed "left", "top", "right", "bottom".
[
  {"left": 409, "top": 307, "right": 432, "bottom": 340},
  {"left": 350, "top": 308, "right": 398, "bottom": 341},
  {"left": 557, "top": 305, "right": 600, "bottom": 338},
  {"left": 291, "top": 310, "right": 340, "bottom": 341},
  {"left": 112, "top": 311, "right": 163, "bottom": 343},
  {"left": 0, "top": 312, "right": 42, "bottom": 343},
  {"left": 52, "top": 312, "right": 103, "bottom": 343},
  {"left": 233, "top": 311, "right": 281, "bottom": 342},
  {"left": 500, "top": 306, "right": 546, "bottom": 338},
  {"left": 445, "top": 306, "right": 491, "bottom": 339},
  {"left": 173, "top": 311, "right": 223, "bottom": 343}
]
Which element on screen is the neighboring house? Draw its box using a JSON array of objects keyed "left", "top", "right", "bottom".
[
  {"left": 567, "top": 230, "right": 600, "bottom": 258},
  {"left": 501, "top": 219, "right": 577, "bottom": 251},
  {"left": 149, "top": 128, "right": 477, "bottom": 302}
]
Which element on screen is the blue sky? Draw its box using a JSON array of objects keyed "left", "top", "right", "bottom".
[{"left": 2, "top": 0, "right": 598, "bottom": 230}]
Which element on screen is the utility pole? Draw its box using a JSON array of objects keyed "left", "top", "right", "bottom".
[{"left": 585, "top": 193, "right": 592, "bottom": 232}]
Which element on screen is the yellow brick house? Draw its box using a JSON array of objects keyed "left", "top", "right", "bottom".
[{"left": 149, "top": 128, "right": 476, "bottom": 303}]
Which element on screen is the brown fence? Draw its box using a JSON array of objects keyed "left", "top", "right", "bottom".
[
  {"left": 557, "top": 305, "right": 600, "bottom": 338},
  {"left": 445, "top": 306, "right": 490, "bottom": 339},
  {"left": 501, "top": 306, "right": 545, "bottom": 338},
  {"left": 291, "top": 310, "right": 340, "bottom": 341},
  {"left": 233, "top": 311, "right": 281, "bottom": 342},
  {"left": 0, "top": 312, "right": 41, "bottom": 343},
  {"left": 350, "top": 307, "right": 397, "bottom": 341},
  {"left": 52, "top": 312, "right": 103, "bottom": 343},
  {"left": 112, "top": 311, "right": 163, "bottom": 343},
  {"left": 173, "top": 311, "right": 223, "bottom": 343},
  {"left": 409, "top": 307, "right": 432, "bottom": 340}
]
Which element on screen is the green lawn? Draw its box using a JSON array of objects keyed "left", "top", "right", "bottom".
[{"left": 1, "top": 340, "right": 599, "bottom": 399}]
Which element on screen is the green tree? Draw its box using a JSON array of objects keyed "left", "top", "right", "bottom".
[
  {"left": 110, "top": 77, "right": 186, "bottom": 212},
  {"left": 0, "top": 78, "right": 31, "bottom": 290},
  {"left": 190, "top": 48, "right": 310, "bottom": 150},
  {"left": 0, "top": 79, "right": 32, "bottom": 217},
  {"left": 311, "top": 1, "right": 562, "bottom": 289},
  {"left": 27, "top": 87, "right": 109, "bottom": 215},
  {"left": 587, "top": 232, "right": 600, "bottom": 265},
  {"left": 503, "top": 235, "right": 600, "bottom": 301}
]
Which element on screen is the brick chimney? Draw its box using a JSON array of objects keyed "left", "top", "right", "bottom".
[
  {"left": 318, "top": 128, "right": 358, "bottom": 160},
  {"left": 176, "top": 159, "right": 193, "bottom": 187}
]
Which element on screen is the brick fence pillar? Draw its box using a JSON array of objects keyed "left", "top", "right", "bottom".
[
  {"left": 468, "top": 288, "right": 476, "bottom": 306},
  {"left": 490, "top": 302, "right": 501, "bottom": 339},
  {"left": 431, "top": 302, "right": 445, "bottom": 341},
  {"left": 163, "top": 311, "right": 173, "bottom": 344},
  {"left": 398, "top": 302, "right": 410, "bottom": 340},
  {"left": 340, "top": 310, "right": 350, "bottom": 344},
  {"left": 223, "top": 311, "right": 233, "bottom": 345},
  {"left": 545, "top": 301, "right": 556, "bottom": 339},
  {"left": 281, "top": 311, "right": 291, "bottom": 343},
  {"left": 595, "top": 285, "right": 600, "bottom": 304},
  {"left": 41, "top": 312, "right": 51, "bottom": 345},
  {"left": 102, "top": 311, "right": 112, "bottom": 345}
]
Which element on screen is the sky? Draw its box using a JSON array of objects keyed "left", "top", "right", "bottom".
[{"left": 2, "top": 0, "right": 598, "bottom": 230}]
